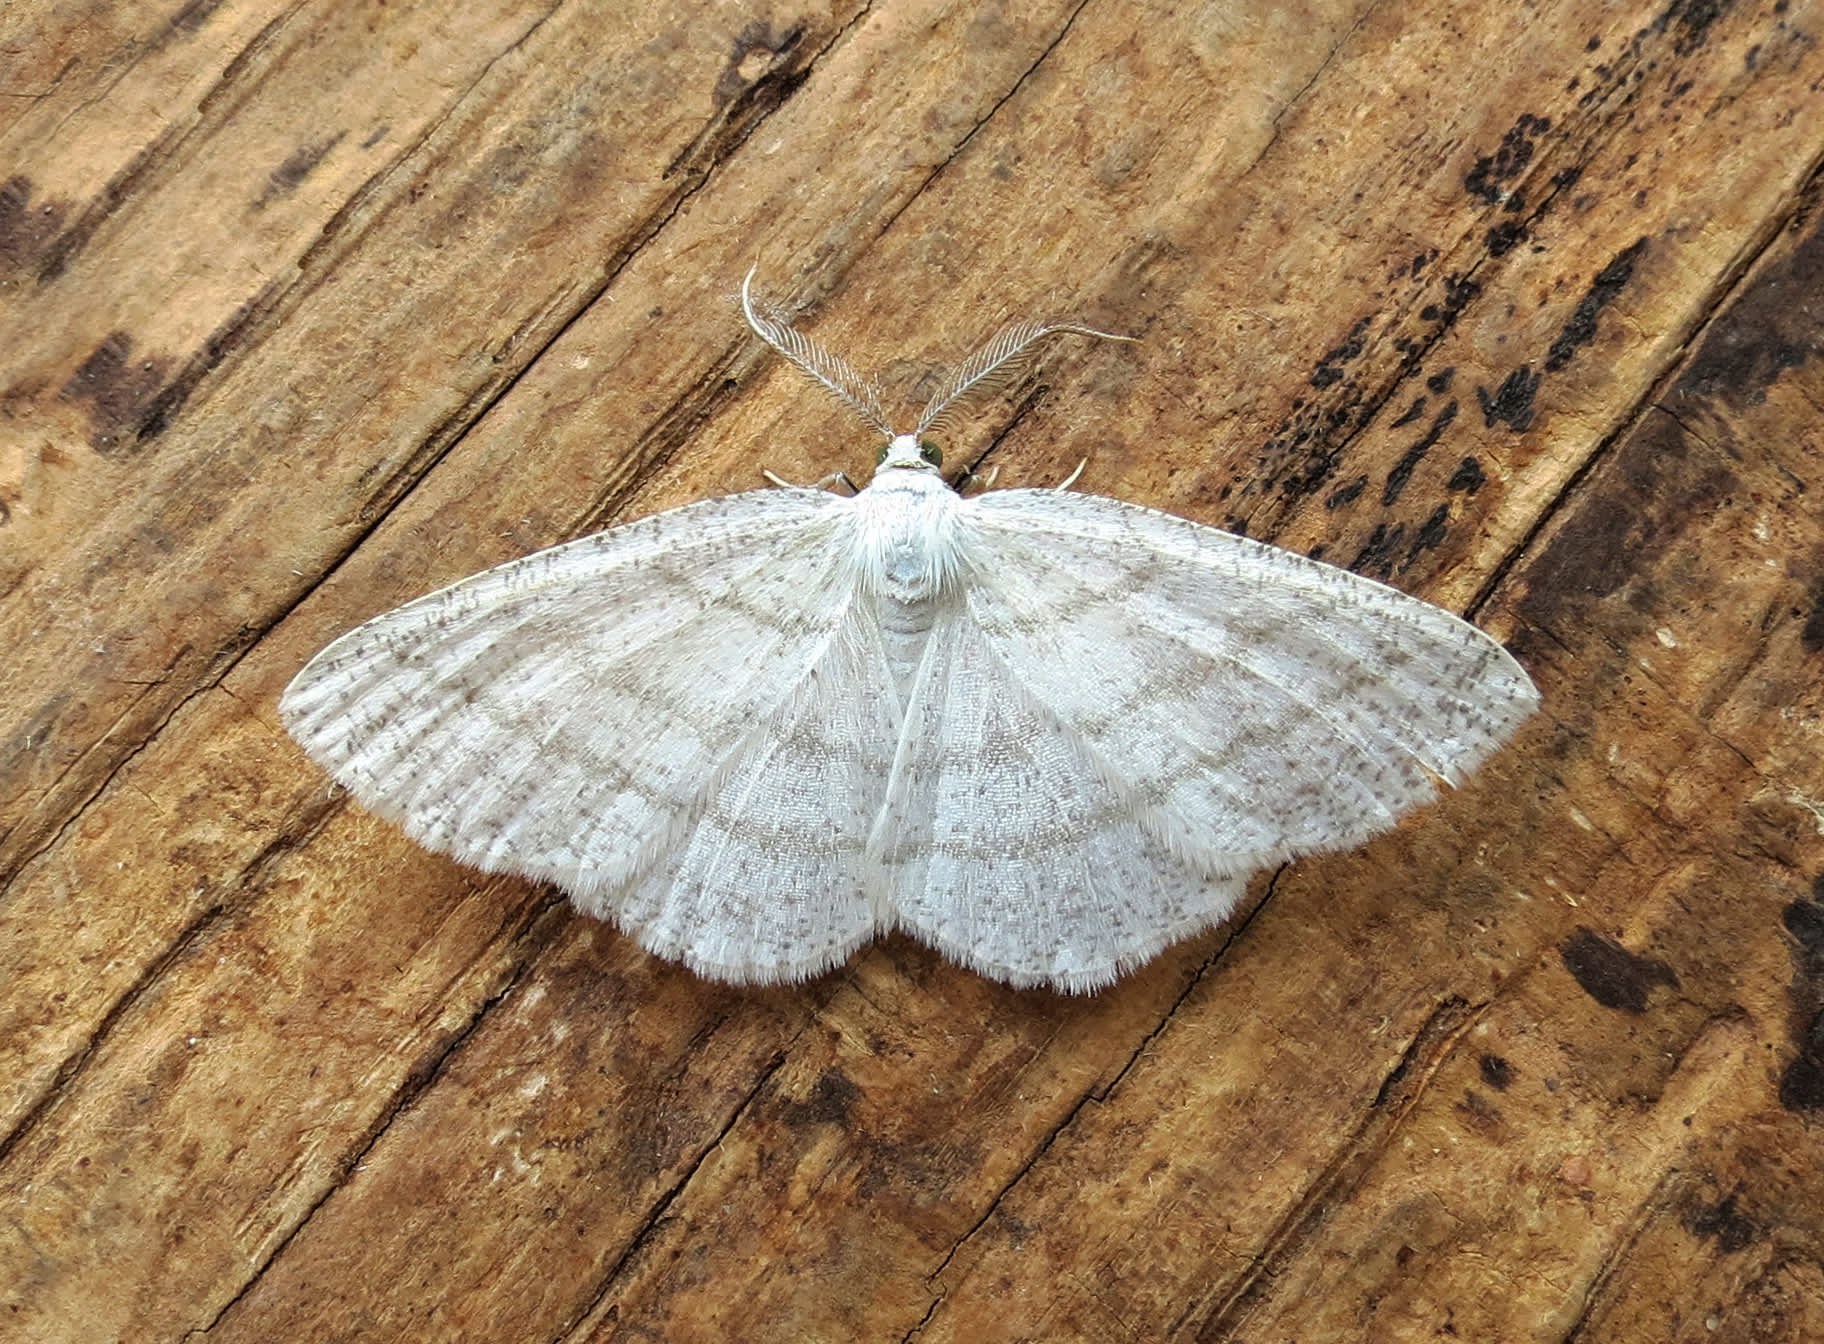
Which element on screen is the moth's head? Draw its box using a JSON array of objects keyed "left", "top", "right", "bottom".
[{"left": 876, "top": 433, "right": 944, "bottom": 474}]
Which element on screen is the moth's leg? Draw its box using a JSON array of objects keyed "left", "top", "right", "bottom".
[
  {"left": 953, "top": 462, "right": 1002, "bottom": 495},
  {"left": 762, "top": 468, "right": 858, "bottom": 494}
]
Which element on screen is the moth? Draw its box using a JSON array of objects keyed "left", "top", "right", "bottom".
[{"left": 282, "top": 276, "right": 1537, "bottom": 991}]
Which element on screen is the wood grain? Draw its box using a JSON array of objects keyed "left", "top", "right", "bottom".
[{"left": 2, "top": 0, "right": 1821, "bottom": 1339}]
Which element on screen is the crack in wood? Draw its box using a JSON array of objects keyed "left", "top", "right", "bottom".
[
  {"left": 905, "top": 875, "right": 1280, "bottom": 1333},
  {"left": 554, "top": 1048, "right": 793, "bottom": 1341},
  {"left": 189, "top": 896, "right": 569, "bottom": 1337},
  {"left": 0, "top": 641, "right": 195, "bottom": 884},
  {"left": 1191, "top": 992, "right": 1491, "bottom": 1341}
]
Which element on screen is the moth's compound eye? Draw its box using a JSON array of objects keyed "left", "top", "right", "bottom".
[
  {"left": 876, "top": 442, "right": 890, "bottom": 466},
  {"left": 919, "top": 440, "right": 943, "bottom": 467}
]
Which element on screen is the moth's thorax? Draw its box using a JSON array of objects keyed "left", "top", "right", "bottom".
[{"left": 850, "top": 462, "right": 965, "bottom": 603}]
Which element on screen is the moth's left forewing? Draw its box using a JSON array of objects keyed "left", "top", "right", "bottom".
[{"left": 280, "top": 487, "right": 872, "bottom": 893}]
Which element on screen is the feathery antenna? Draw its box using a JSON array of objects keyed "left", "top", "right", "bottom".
[
  {"left": 914, "top": 320, "right": 1133, "bottom": 437},
  {"left": 741, "top": 270, "right": 893, "bottom": 437}
]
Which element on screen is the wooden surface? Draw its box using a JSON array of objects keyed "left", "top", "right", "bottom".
[{"left": 3, "top": 0, "right": 1822, "bottom": 1339}]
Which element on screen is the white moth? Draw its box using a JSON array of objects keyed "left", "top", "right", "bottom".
[{"left": 281, "top": 276, "right": 1538, "bottom": 993}]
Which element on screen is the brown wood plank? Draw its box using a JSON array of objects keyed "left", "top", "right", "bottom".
[{"left": 2, "top": 0, "right": 1821, "bottom": 1340}]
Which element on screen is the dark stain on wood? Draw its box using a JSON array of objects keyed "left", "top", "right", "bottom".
[
  {"left": 256, "top": 133, "right": 347, "bottom": 209},
  {"left": 1780, "top": 1032, "right": 1824, "bottom": 1111},
  {"left": 1780, "top": 889, "right": 1824, "bottom": 1112},
  {"left": 161, "top": 0, "right": 227, "bottom": 47},
  {"left": 1405, "top": 503, "right": 1451, "bottom": 568},
  {"left": 1675, "top": 208, "right": 1824, "bottom": 410},
  {"left": 1520, "top": 412, "right": 1737, "bottom": 611},
  {"left": 1383, "top": 400, "right": 1458, "bottom": 506},
  {"left": 781, "top": 1068, "right": 861, "bottom": 1130},
  {"left": 1546, "top": 238, "right": 1649, "bottom": 371},
  {"left": 1455, "top": 1088, "right": 1505, "bottom": 1136},
  {"left": 1310, "top": 317, "right": 1371, "bottom": 390},
  {"left": 1800, "top": 585, "right": 1824, "bottom": 654},
  {"left": 1659, "top": 0, "right": 1732, "bottom": 55},
  {"left": 1486, "top": 215, "right": 1531, "bottom": 256},
  {"left": 0, "top": 175, "right": 66, "bottom": 276},
  {"left": 1324, "top": 475, "right": 1368, "bottom": 510},
  {"left": 1682, "top": 1192, "right": 1758, "bottom": 1253},
  {"left": 59, "top": 332, "right": 173, "bottom": 453},
  {"left": 1478, "top": 1053, "right": 1514, "bottom": 1089},
  {"left": 1350, "top": 520, "right": 1406, "bottom": 577},
  {"left": 1477, "top": 366, "right": 1541, "bottom": 430},
  {"left": 715, "top": 21, "right": 810, "bottom": 107},
  {"left": 1559, "top": 926, "right": 1679, "bottom": 1013},
  {"left": 1464, "top": 113, "right": 1552, "bottom": 204},
  {"left": 1447, "top": 456, "right": 1487, "bottom": 492},
  {"left": 1419, "top": 273, "right": 1482, "bottom": 330}
]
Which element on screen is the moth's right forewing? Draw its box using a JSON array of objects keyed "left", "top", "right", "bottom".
[{"left": 958, "top": 489, "right": 1538, "bottom": 870}]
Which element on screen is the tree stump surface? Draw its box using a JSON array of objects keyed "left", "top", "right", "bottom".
[{"left": 2, "top": 1, "right": 1822, "bottom": 1340}]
